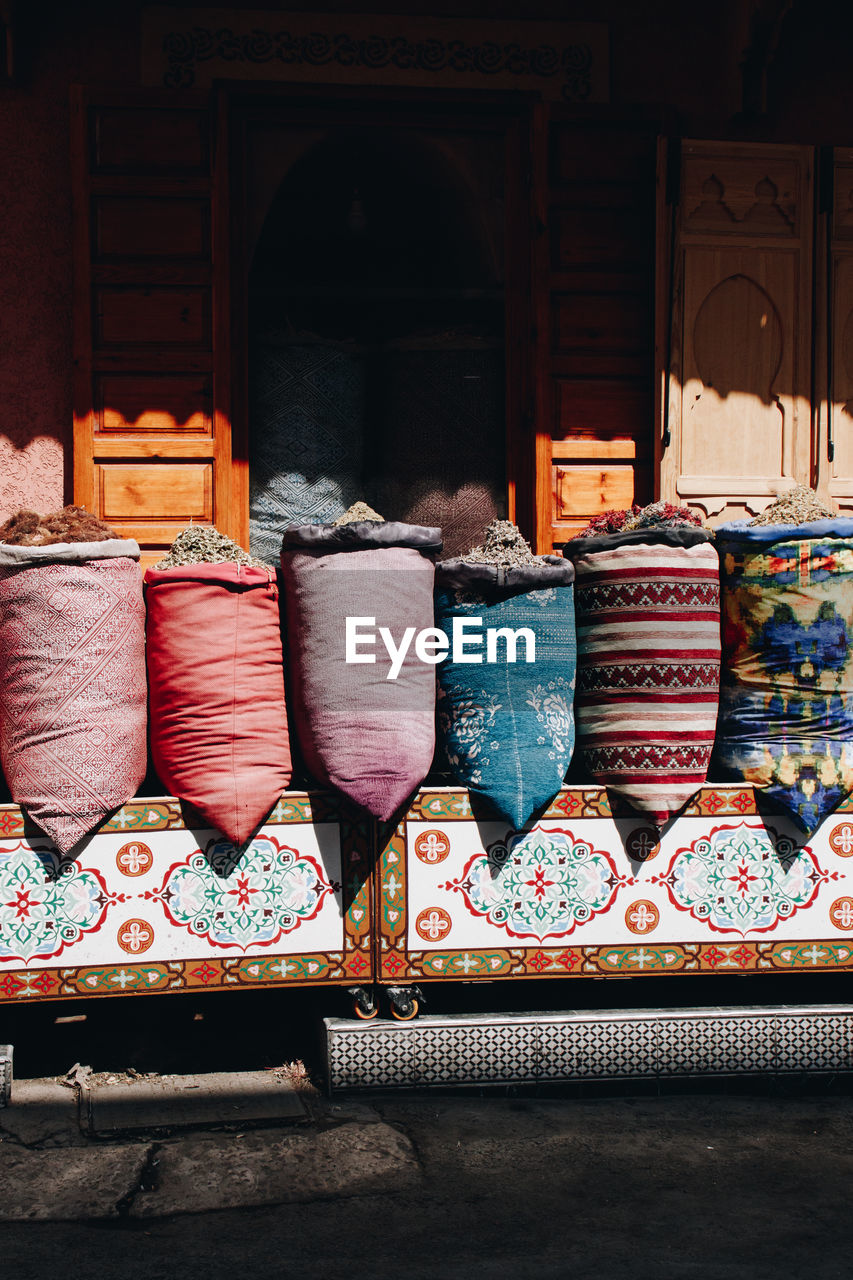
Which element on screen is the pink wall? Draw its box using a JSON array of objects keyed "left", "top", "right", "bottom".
[{"left": 0, "top": 2, "right": 136, "bottom": 520}]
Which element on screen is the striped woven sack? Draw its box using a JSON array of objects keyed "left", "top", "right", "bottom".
[
  {"left": 566, "top": 528, "right": 721, "bottom": 827},
  {"left": 714, "top": 519, "right": 853, "bottom": 836}
]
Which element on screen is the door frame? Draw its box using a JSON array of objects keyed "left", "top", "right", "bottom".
[{"left": 219, "top": 81, "right": 539, "bottom": 551}]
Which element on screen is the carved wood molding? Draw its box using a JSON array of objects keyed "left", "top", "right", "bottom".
[{"left": 141, "top": 8, "right": 609, "bottom": 102}]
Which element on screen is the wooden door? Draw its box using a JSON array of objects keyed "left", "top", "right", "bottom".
[
  {"left": 532, "top": 109, "right": 659, "bottom": 551},
  {"left": 660, "top": 140, "right": 814, "bottom": 523},
  {"left": 71, "top": 88, "right": 235, "bottom": 570},
  {"left": 814, "top": 147, "right": 853, "bottom": 514}
]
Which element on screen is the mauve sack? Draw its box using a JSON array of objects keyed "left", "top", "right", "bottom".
[
  {"left": 0, "top": 540, "right": 147, "bottom": 852},
  {"left": 145, "top": 563, "right": 292, "bottom": 846},
  {"left": 280, "top": 521, "right": 441, "bottom": 820},
  {"left": 714, "top": 519, "right": 853, "bottom": 835},
  {"left": 566, "top": 528, "right": 721, "bottom": 827},
  {"left": 434, "top": 557, "right": 576, "bottom": 829}
]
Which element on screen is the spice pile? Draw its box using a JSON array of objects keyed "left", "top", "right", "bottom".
[
  {"left": 0, "top": 505, "right": 118, "bottom": 545},
  {"left": 154, "top": 525, "right": 266, "bottom": 569},
  {"left": 332, "top": 501, "right": 385, "bottom": 526},
  {"left": 576, "top": 501, "right": 703, "bottom": 538},
  {"left": 748, "top": 485, "right": 836, "bottom": 526},
  {"left": 459, "top": 519, "right": 539, "bottom": 567}
]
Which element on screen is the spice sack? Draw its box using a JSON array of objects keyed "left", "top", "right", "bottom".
[
  {"left": 435, "top": 557, "right": 576, "bottom": 829},
  {"left": 715, "top": 518, "right": 853, "bottom": 835},
  {"left": 0, "top": 539, "right": 147, "bottom": 852},
  {"left": 281, "top": 518, "right": 441, "bottom": 820},
  {"left": 145, "top": 529, "right": 292, "bottom": 846},
  {"left": 566, "top": 527, "right": 721, "bottom": 827}
]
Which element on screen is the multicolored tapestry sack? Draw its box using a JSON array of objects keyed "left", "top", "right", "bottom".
[
  {"left": 145, "top": 562, "right": 292, "bottom": 847},
  {"left": 566, "top": 529, "right": 721, "bottom": 827},
  {"left": 281, "top": 521, "right": 441, "bottom": 820},
  {"left": 434, "top": 558, "right": 576, "bottom": 829},
  {"left": 0, "top": 540, "right": 147, "bottom": 852},
  {"left": 714, "top": 519, "right": 853, "bottom": 835}
]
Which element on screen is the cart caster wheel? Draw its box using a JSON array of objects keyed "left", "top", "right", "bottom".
[
  {"left": 386, "top": 985, "right": 423, "bottom": 1021},
  {"left": 391, "top": 999, "right": 419, "bottom": 1022},
  {"left": 354, "top": 1002, "right": 379, "bottom": 1021},
  {"left": 348, "top": 986, "right": 378, "bottom": 1020}
]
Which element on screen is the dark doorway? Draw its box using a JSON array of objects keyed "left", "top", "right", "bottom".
[{"left": 247, "top": 121, "right": 507, "bottom": 560}]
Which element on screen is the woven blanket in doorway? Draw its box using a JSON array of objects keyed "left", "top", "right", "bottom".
[
  {"left": 566, "top": 529, "right": 721, "bottom": 827},
  {"left": 249, "top": 340, "right": 365, "bottom": 562}
]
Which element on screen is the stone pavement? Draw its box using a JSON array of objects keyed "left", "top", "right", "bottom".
[{"left": 1, "top": 1070, "right": 853, "bottom": 1279}]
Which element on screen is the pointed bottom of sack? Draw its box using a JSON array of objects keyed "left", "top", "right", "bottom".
[
  {"left": 466, "top": 781, "right": 564, "bottom": 832},
  {"left": 334, "top": 775, "right": 420, "bottom": 822},
  {"left": 181, "top": 789, "right": 289, "bottom": 849},
  {"left": 602, "top": 781, "right": 706, "bottom": 831},
  {"left": 759, "top": 782, "right": 851, "bottom": 839},
  {"left": 29, "top": 811, "right": 107, "bottom": 855}
]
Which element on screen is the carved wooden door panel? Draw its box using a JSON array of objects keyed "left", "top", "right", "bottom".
[
  {"left": 814, "top": 147, "right": 853, "bottom": 514},
  {"left": 661, "top": 140, "right": 814, "bottom": 523},
  {"left": 71, "top": 88, "right": 235, "bottom": 569}
]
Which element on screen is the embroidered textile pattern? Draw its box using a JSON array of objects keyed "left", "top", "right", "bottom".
[
  {"left": 145, "top": 834, "right": 340, "bottom": 951},
  {"left": 441, "top": 828, "right": 627, "bottom": 941},
  {"left": 652, "top": 822, "right": 833, "bottom": 934},
  {"left": 0, "top": 555, "right": 148, "bottom": 851},
  {"left": 569, "top": 538, "right": 721, "bottom": 826},
  {"left": 437, "top": 687, "right": 502, "bottom": 786},
  {"left": 370, "top": 348, "right": 505, "bottom": 560},
  {"left": 715, "top": 531, "right": 853, "bottom": 834}
]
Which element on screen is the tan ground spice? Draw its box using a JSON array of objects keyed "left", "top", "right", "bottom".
[
  {"left": 332, "top": 501, "right": 385, "bottom": 526},
  {"left": 749, "top": 485, "right": 836, "bottom": 526},
  {"left": 460, "top": 519, "right": 539, "bottom": 567},
  {"left": 154, "top": 525, "right": 267, "bottom": 569}
]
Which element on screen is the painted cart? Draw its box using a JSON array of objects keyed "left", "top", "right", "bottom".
[
  {"left": 376, "top": 784, "right": 853, "bottom": 1002},
  {"left": 2, "top": 784, "right": 853, "bottom": 1023},
  {"left": 0, "top": 792, "right": 371, "bottom": 1008}
]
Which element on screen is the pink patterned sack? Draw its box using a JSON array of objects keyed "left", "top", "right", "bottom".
[
  {"left": 0, "top": 540, "right": 147, "bottom": 852},
  {"left": 281, "top": 521, "right": 441, "bottom": 820}
]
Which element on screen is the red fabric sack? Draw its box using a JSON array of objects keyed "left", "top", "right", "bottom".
[
  {"left": 145, "top": 563, "right": 292, "bottom": 845},
  {"left": 0, "top": 540, "right": 147, "bottom": 852}
]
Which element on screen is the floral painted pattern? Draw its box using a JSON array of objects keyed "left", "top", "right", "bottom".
[
  {"left": 145, "top": 834, "right": 341, "bottom": 951},
  {"left": 442, "top": 828, "right": 627, "bottom": 940},
  {"left": 652, "top": 821, "right": 834, "bottom": 934},
  {"left": 0, "top": 842, "right": 127, "bottom": 962}
]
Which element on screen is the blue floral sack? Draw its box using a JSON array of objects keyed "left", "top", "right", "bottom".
[{"left": 434, "top": 557, "right": 576, "bottom": 829}]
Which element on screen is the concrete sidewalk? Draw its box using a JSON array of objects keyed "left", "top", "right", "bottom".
[{"left": 1, "top": 1069, "right": 852, "bottom": 1279}]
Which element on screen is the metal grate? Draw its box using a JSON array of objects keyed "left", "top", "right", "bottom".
[{"left": 324, "top": 1006, "right": 853, "bottom": 1091}]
